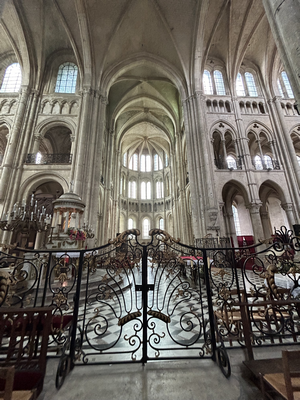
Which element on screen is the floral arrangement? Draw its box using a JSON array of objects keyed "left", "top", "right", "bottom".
[{"left": 67, "top": 227, "right": 87, "bottom": 241}]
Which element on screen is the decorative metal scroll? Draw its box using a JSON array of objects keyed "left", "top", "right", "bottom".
[{"left": 210, "top": 226, "right": 300, "bottom": 348}]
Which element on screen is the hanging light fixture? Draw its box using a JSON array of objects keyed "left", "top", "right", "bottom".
[{"left": 0, "top": 193, "right": 52, "bottom": 234}]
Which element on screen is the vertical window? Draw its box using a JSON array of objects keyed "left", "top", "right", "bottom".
[
  {"left": 227, "top": 156, "right": 237, "bottom": 170},
  {"left": 214, "top": 70, "right": 226, "bottom": 95},
  {"left": 156, "top": 180, "right": 164, "bottom": 199},
  {"left": 154, "top": 154, "right": 163, "bottom": 170},
  {"left": 128, "top": 218, "right": 134, "bottom": 229},
  {"left": 154, "top": 154, "right": 158, "bottom": 171},
  {"left": 165, "top": 153, "right": 169, "bottom": 167},
  {"left": 146, "top": 182, "right": 151, "bottom": 199},
  {"left": 277, "top": 79, "right": 284, "bottom": 97},
  {"left": 236, "top": 73, "right": 245, "bottom": 96},
  {"left": 120, "top": 177, "right": 123, "bottom": 194},
  {"left": 35, "top": 152, "right": 42, "bottom": 164},
  {"left": 141, "top": 181, "right": 151, "bottom": 199},
  {"left": 123, "top": 152, "right": 127, "bottom": 167},
  {"left": 281, "top": 71, "right": 294, "bottom": 98},
  {"left": 254, "top": 155, "right": 263, "bottom": 170},
  {"left": 143, "top": 218, "right": 150, "bottom": 238},
  {"left": 55, "top": 62, "right": 78, "bottom": 93},
  {"left": 297, "top": 156, "right": 300, "bottom": 167},
  {"left": 203, "top": 70, "right": 213, "bottom": 95},
  {"left": 159, "top": 218, "right": 164, "bottom": 230},
  {"left": 264, "top": 155, "right": 273, "bottom": 169},
  {"left": 129, "top": 180, "right": 137, "bottom": 198},
  {"left": 232, "top": 205, "right": 241, "bottom": 236},
  {"left": 129, "top": 153, "right": 138, "bottom": 170},
  {"left": 245, "top": 72, "right": 258, "bottom": 97},
  {"left": 0, "top": 63, "right": 22, "bottom": 93},
  {"left": 141, "top": 154, "right": 151, "bottom": 172}
]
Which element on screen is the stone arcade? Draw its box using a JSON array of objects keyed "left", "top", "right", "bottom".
[{"left": 0, "top": 0, "right": 299, "bottom": 260}]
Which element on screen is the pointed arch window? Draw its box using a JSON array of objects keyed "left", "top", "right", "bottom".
[
  {"left": 232, "top": 205, "right": 241, "bottom": 236},
  {"left": 141, "top": 181, "right": 151, "bottom": 199},
  {"left": 227, "top": 155, "right": 237, "bottom": 170},
  {"left": 123, "top": 152, "right": 127, "bottom": 167},
  {"left": 141, "top": 154, "right": 151, "bottom": 172},
  {"left": 128, "top": 180, "right": 137, "bottom": 198},
  {"left": 214, "top": 70, "right": 226, "bottom": 95},
  {"left": 55, "top": 62, "right": 78, "bottom": 93},
  {"left": 264, "top": 155, "right": 273, "bottom": 169},
  {"left": 159, "top": 218, "right": 164, "bottom": 230},
  {"left": 236, "top": 73, "right": 245, "bottom": 96},
  {"left": 128, "top": 218, "right": 134, "bottom": 229},
  {"left": 156, "top": 180, "right": 164, "bottom": 199},
  {"left": 0, "top": 63, "right": 22, "bottom": 93},
  {"left": 254, "top": 155, "right": 263, "bottom": 170},
  {"left": 35, "top": 152, "right": 42, "bottom": 164},
  {"left": 142, "top": 218, "right": 150, "bottom": 238},
  {"left": 129, "top": 153, "right": 138, "bottom": 171},
  {"left": 277, "top": 79, "right": 284, "bottom": 98},
  {"left": 281, "top": 71, "right": 294, "bottom": 98},
  {"left": 203, "top": 70, "right": 213, "bottom": 95},
  {"left": 245, "top": 72, "right": 258, "bottom": 97}
]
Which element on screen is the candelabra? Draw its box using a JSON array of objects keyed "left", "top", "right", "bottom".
[{"left": 0, "top": 194, "right": 52, "bottom": 234}]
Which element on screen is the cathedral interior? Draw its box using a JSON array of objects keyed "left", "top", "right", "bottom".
[
  {"left": 0, "top": 1, "right": 300, "bottom": 399},
  {"left": 0, "top": 0, "right": 299, "bottom": 249}
]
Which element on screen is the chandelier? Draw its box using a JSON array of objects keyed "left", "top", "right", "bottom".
[{"left": 0, "top": 193, "right": 52, "bottom": 234}]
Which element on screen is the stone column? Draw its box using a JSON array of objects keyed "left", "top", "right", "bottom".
[
  {"left": 224, "top": 207, "right": 238, "bottom": 247},
  {"left": 221, "top": 139, "right": 227, "bottom": 169},
  {"left": 281, "top": 203, "right": 295, "bottom": 229},
  {"left": 32, "top": 134, "right": 42, "bottom": 154},
  {"left": 260, "top": 210, "right": 272, "bottom": 239},
  {"left": 0, "top": 86, "right": 30, "bottom": 200},
  {"left": 73, "top": 87, "right": 94, "bottom": 196},
  {"left": 247, "top": 203, "right": 265, "bottom": 243},
  {"left": 262, "top": 0, "right": 300, "bottom": 106}
]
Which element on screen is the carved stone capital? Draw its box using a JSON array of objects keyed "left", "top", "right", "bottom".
[
  {"left": 70, "top": 134, "right": 76, "bottom": 143},
  {"left": 281, "top": 203, "right": 293, "bottom": 212},
  {"left": 246, "top": 202, "right": 262, "bottom": 214}
]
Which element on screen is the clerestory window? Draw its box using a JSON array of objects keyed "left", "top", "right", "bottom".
[
  {"left": 214, "top": 70, "right": 226, "bottom": 95},
  {"left": 0, "top": 63, "right": 22, "bottom": 93},
  {"left": 55, "top": 62, "right": 78, "bottom": 93}
]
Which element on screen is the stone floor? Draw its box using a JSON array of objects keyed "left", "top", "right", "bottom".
[{"left": 39, "top": 345, "right": 300, "bottom": 400}]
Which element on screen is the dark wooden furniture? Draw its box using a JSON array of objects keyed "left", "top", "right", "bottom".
[
  {"left": 0, "top": 307, "right": 52, "bottom": 398},
  {"left": 259, "top": 350, "right": 300, "bottom": 399},
  {"left": 0, "top": 366, "right": 34, "bottom": 400}
]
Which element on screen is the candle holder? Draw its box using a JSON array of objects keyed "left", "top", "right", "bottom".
[{"left": 0, "top": 193, "right": 52, "bottom": 234}]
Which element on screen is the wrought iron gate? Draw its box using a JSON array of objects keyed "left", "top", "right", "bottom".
[{"left": 70, "top": 229, "right": 220, "bottom": 368}]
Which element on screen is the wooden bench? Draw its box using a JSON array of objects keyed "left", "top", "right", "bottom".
[
  {"left": 259, "top": 350, "right": 300, "bottom": 399},
  {"left": 0, "top": 307, "right": 52, "bottom": 398}
]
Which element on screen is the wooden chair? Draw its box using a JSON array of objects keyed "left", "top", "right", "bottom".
[
  {"left": 0, "top": 307, "right": 53, "bottom": 398},
  {"left": 260, "top": 350, "right": 300, "bottom": 399},
  {"left": 0, "top": 367, "right": 35, "bottom": 400}
]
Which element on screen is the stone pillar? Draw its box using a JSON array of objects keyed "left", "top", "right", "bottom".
[
  {"left": 247, "top": 203, "right": 265, "bottom": 243},
  {"left": 262, "top": 0, "right": 300, "bottom": 106},
  {"left": 0, "top": 86, "right": 30, "bottom": 200},
  {"left": 73, "top": 87, "right": 94, "bottom": 196},
  {"left": 225, "top": 208, "right": 238, "bottom": 247},
  {"left": 32, "top": 134, "right": 42, "bottom": 154},
  {"left": 260, "top": 210, "right": 272, "bottom": 239},
  {"left": 281, "top": 203, "right": 295, "bottom": 229},
  {"left": 256, "top": 139, "right": 265, "bottom": 168},
  {"left": 221, "top": 139, "right": 227, "bottom": 168},
  {"left": 218, "top": 202, "right": 226, "bottom": 238}
]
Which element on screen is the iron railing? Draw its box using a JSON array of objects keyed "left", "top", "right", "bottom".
[
  {"left": 1, "top": 226, "right": 300, "bottom": 384},
  {"left": 25, "top": 153, "right": 72, "bottom": 164}
]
